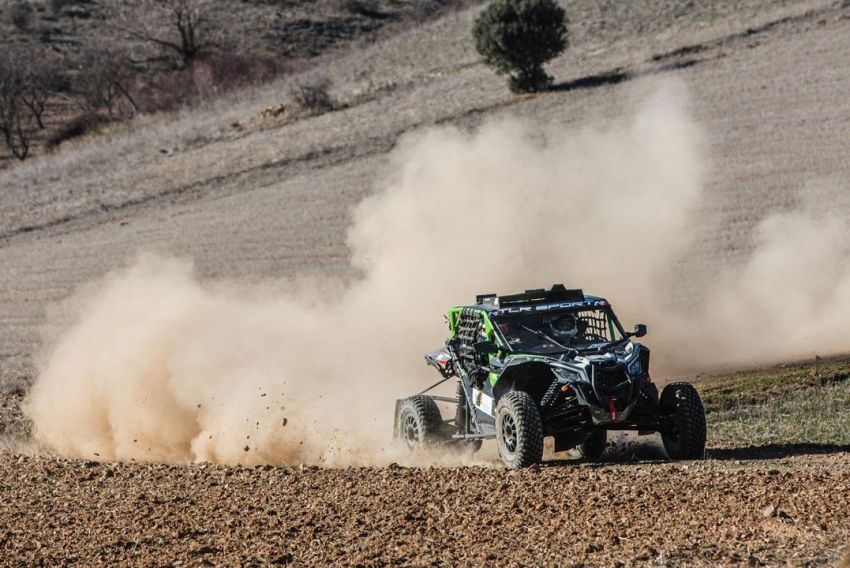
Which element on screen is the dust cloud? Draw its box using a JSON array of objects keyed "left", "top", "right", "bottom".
[
  {"left": 23, "top": 82, "right": 850, "bottom": 464},
  {"left": 692, "top": 178, "right": 850, "bottom": 366}
]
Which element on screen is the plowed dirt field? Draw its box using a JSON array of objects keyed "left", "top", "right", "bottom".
[{"left": 2, "top": 448, "right": 849, "bottom": 566}]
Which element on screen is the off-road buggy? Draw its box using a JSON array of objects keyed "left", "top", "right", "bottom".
[{"left": 394, "top": 285, "right": 706, "bottom": 469}]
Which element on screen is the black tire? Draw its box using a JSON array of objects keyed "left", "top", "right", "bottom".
[
  {"left": 659, "top": 382, "right": 706, "bottom": 460},
  {"left": 453, "top": 382, "right": 482, "bottom": 455},
  {"left": 397, "top": 395, "right": 443, "bottom": 452},
  {"left": 580, "top": 429, "right": 607, "bottom": 460},
  {"left": 495, "top": 390, "right": 544, "bottom": 469}
]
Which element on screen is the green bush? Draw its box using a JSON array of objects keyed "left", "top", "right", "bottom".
[{"left": 472, "top": 0, "right": 568, "bottom": 93}]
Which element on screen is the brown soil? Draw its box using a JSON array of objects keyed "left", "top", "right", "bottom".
[{"left": 2, "top": 451, "right": 848, "bottom": 566}]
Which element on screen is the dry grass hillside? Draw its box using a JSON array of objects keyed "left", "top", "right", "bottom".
[
  {"left": 2, "top": 0, "right": 846, "bottom": 364},
  {"left": 0, "top": 0, "right": 481, "bottom": 165}
]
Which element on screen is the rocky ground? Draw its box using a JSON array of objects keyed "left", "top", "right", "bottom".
[
  {"left": 3, "top": 354, "right": 849, "bottom": 566},
  {"left": 2, "top": 450, "right": 849, "bottom": 566},
  {"left": 3, "top": 362, "right": 850, "bottom": 566}
]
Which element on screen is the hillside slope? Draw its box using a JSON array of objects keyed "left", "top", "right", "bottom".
[{"left": 1, "top": 0, "right": 847, "bottom": 365}]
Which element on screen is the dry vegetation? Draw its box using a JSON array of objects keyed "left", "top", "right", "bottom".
[
  {"left": 699, "top": 356, "right": 850, "bottom": 413},
  {"left": 708, "top": 380, "right": 850, "bottom": 447},
  {"left": 697, "top": 357, "right": 850, "bottom": 448},
  {"left": 0, "top": 0, "right": 479, "bottom": 164},
  {"left": 0, "top": 0, "right": 816, "bottom": 167}
]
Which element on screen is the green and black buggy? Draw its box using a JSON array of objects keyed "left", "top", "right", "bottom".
[{"left": 394, "top": 285, "right": 706, "bottom": 469}]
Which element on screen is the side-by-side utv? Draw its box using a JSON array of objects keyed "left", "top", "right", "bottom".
[{"left": 393, "top": 284, "right": 706, "bottom": 469}]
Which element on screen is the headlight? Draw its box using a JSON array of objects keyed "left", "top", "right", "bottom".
[{"left": 553, "top": 367, "right": 583, "bottom": 383}]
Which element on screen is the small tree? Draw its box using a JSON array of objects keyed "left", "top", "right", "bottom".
[
  {"left": 472, "top": 0, "right": 568, "bottom": 93},
  {"left": 20, "top": 56, "right": 65, "bottom": 130},
  {"left": 114, "top": 0, "right": 227, "bottom": 69},
  {"left": 0, "top": 60, "right": 31, "bottom": 160},
  {"left": 73, "top": 52, "right": 138, "bottom": 119},
  {"left": 290, "top": 78, "right": 335, "bottom": 115}
]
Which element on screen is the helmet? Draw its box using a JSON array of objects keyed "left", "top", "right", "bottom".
[{"left": 549, "top": 314, "right": 578, "bottom": 338}]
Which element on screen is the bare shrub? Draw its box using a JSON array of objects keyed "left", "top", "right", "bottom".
[
  {"left": 0, "top": 57, "right": 33, "bottom": 160},
  {"left": 73, "top": 52, "right": 137, "bottom": 119},
  {"left": 131, "top": 66, "right": 199, "bottom": 113},
  {"left": 0, "top": 96, "right": 31, "bottom": 160},
  {"left": 113, "top": 0, "right": 235, "bottom": 69},
  {"left": 290, "top": 79, "right": 335, "bottom": 115},
  {"left": 105, "top": 50, "right": 282, "bottom": 114},
  {"left": 192, "top": 52, "right": 281, "bottom": 95},
  {"left": 20, "top": 57, "right": 65, "bottom": 130},
  {"left": 0, "top": 46, "right": 67, "bottom": 160}
]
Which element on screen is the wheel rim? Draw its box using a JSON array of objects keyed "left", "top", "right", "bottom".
[
  {"left": 402, "top": 413, "right": 420, "bottom": 450},
  {"left": 500, "top": 412, "right": 517, "bottom": 456}
]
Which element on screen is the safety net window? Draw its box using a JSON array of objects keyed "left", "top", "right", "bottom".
[{"left": 576, "top": 310, "right": 613, "bottom": 341}]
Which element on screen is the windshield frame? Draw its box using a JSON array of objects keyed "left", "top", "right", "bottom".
[{"left": 491, "top": 305, "right": 628, "bottom": 355}]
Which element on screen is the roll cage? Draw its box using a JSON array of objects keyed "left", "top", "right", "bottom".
[{"left": 447, "top": 293, "right": 629, "bottom": 356}]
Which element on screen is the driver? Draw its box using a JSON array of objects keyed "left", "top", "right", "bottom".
[{"left": 548, "top": 314, "right": 582, "bottom": 340}]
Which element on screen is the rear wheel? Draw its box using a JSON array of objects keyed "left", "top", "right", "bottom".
[
  {"left": 660, "top": 382, "right": 706, "bottom": 460},
  {"left": 580, "top": 429, "right": 607, "bottom": 460},
  {"left": 453, "top": 382, "right": 482, "bottom": 455},
  {"left": 398, "top": 395, "right": 443, "bottom": 451},
  {"left": 495, "top": 391, "right": 543, "bottom": 469}
]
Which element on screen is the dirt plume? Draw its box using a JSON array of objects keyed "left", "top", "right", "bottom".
[
  {"left": 25, "top": 81, "right": 850, "bottom": 464},
  {"left": 24, "top": 84, "right": 701, "bottom": 464},
  {"left": 692, "top": 178, "right": 850, "bottom": 368}
]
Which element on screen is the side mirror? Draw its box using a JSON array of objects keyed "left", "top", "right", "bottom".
[
  {"left": 473, "top": 340, "right": 498, "bottom": 355},
  {"left": 632, "top": 324, "right": 647, "bottom": 338}
]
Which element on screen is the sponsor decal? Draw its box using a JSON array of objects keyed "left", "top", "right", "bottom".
[{"left": 492, "top": 299, "right": 607, "bottom": 316}]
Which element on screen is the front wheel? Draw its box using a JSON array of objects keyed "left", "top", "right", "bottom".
[
  {"left": 397, "top": 395, "right": 443, "bottom": 451},
  {"left": 495, "top": 391, "right": 543, "bottom": 469},
  {"left": 660, "top": 382, "right": 706, "bottom": 460}
]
